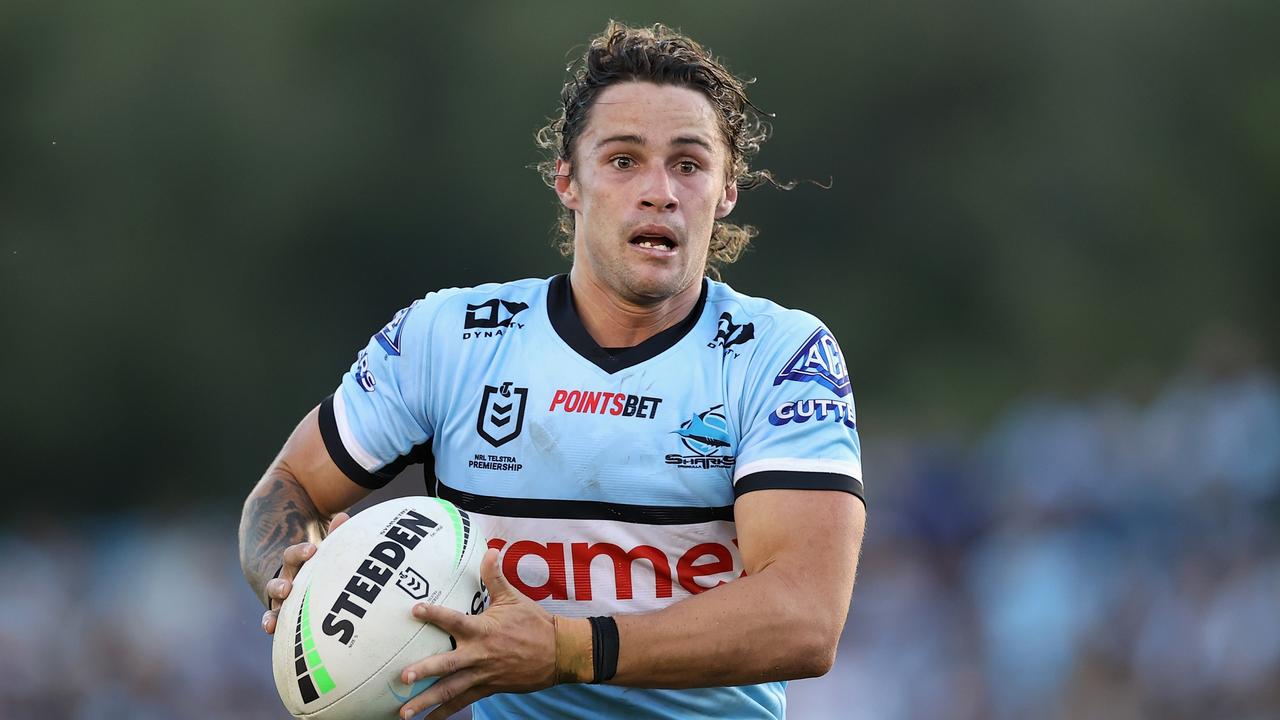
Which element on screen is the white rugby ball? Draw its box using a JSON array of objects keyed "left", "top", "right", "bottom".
[{"left": 272, "top": 497, "right": 487, "bottom": 719}]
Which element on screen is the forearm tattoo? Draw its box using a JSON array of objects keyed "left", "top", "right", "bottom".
[{"left": 238, "top": 470, "right": 331, "bottom": 607}]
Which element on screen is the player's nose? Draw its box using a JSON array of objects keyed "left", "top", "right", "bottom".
[{"left": 637, "top": 166, "right": 678, "bottom": 211}]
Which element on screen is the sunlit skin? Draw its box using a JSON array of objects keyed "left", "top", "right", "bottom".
[{"left": 554, "top": 81, "right": 739, "bottom": 348}]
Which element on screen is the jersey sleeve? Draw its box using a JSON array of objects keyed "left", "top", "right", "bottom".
[
  {"left": 317, "top": 297, "right": 439, "bottom": 489},
  {"left": 732, "top": 314, "right": 865, "bottom": 504}
]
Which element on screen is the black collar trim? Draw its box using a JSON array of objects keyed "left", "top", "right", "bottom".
[{"left": 546, "top": 274, "right": 708, "bottom": 373}]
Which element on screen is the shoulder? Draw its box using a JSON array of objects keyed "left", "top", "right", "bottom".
[
  {"left": 705, "top": 280, "right": 852, "bottom": 399},
  {"left": 393, "top": 277, "right": 550, "bottom": 333},
  {"left": 410, "top": 276, "right": 550, "bottom": 316},
  {"left": 704, "top": 280, "right": 837, "bottom": 348}
]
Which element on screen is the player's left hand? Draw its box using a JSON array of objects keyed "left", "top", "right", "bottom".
[
  {"left": 397, "top": 548, "right": 560, "bottom": 719},
  {"left": 262, "top": 511, "right": 350, "bottom": 635}
]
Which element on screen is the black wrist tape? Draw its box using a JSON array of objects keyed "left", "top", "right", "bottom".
[{"left": 588, "top": 616, "right": 619, "bottom": 684}]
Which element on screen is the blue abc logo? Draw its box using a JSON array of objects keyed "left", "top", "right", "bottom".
[{"left": 773, "top": 328, "right": 851, "bottom": 398}]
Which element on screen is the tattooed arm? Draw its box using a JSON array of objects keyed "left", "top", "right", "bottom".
[
  {"left": 238, "top": 405, "right": 371, "bottom": 628},
  {"left": 238, "top": 469, "right": 330, "bottom": 606}
]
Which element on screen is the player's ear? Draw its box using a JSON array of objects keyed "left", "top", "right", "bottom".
[
  {"left": 715, "top": 181, "right": 738, "bottom": 219},
  {"left": 554, "top": 160, "right": 579, "bottom": 210}
]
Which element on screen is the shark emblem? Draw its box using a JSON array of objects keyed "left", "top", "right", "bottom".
[
  {"left": 673, "top": 412, "right": 731, "bottom": 449},
  {"left": 673, "top": 405, "right": 732, "bottom": 456}
]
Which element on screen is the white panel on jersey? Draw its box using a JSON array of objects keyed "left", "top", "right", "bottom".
[
  {"left": 733, "top": 457, "right": 863, "bottom": 483},
  {"left": 332, "top": 387, "right": 382, "bottom": 473},
  {"left": 477, "top": 515, "right": 743, "bottom": 617}
]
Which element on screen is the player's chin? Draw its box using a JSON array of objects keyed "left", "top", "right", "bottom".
[
  {"left": 634, "top": 248, "right": 709, "bottom": 290},
  {"left": 624, "top": 266, "right": 693, "bottom": 302}
]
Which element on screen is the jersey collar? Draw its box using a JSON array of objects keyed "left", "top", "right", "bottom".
[{"left": 546, "top": 274, "right": 709, "bottom": 374}]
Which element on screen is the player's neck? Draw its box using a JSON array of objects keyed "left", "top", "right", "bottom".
[{"left": 567, "top": 269, "right": 702, "bottom": 349}]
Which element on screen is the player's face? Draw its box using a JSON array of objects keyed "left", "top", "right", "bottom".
[{"left": 556, "top": 81, "right": 738, "bottom": 305}]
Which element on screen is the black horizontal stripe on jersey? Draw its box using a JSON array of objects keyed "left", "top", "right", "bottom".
[
  {"left": 318, "top": 394, "right": 432, "bottom": 490},
  {"left": 734, "top": 471, "right": 865, "bottom": 506},
  {"left": 436, "top": 480, "right": 733, "bottom": 525}
]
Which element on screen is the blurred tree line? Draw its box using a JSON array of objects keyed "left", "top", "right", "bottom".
[{"left": 1, "top": 0, "right": 1275, "bottom": 516}]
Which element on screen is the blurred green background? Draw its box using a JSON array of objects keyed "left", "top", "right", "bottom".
[{"left": 2, "top": 1, "right": 1275, "bottom": 515}]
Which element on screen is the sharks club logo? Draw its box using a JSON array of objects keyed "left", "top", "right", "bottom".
[{"left": 666, "top": 404, "right": 735, "bottom": 469}]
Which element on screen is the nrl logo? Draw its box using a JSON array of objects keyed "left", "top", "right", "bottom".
[
  {"left": 476, "top": 381, "right": 528, "bottom": 447},
  {"left": 395, "top": 567, "right": 430, "bottom": 600}
]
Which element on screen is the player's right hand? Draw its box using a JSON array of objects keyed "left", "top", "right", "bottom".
[{"left": 262, "top": 512, "right": 350, "bottom": 635}]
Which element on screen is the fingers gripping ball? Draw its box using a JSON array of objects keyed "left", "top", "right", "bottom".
[{"left": 271, "top": 497, "right": 488, "bottom": 719}]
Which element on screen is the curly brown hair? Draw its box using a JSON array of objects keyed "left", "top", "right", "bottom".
[{"left": 535, "top": 20, "right": 785, "bottom": 278}]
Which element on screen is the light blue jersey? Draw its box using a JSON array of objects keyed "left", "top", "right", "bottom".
[{"left": 319, "top": 275, "right": 864, "bottom": 719}]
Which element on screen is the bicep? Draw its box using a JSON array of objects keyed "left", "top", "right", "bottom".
[
  {"left": 734, "top": 489, "right": 865, "bottom": 603},
  {"left": 272, "top": 405, "right": 372, "bottom": 515}
]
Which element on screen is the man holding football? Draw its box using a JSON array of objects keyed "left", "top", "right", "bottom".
[{"left": 240, "top": 21, "right": 865, "bottom": 719}]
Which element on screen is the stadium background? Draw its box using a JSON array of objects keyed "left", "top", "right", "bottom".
[{"left": 2, "top": 2, "right": 1278, "bottom": 718}]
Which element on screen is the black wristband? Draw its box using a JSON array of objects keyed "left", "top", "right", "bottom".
[{"left": 588, "top": 616, "right": 619, "bottom": 684}]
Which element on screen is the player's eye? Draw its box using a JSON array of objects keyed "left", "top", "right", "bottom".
[
  {"left": 611, "top": 156, "right": 635, "bottom": 170},
  {"left": 676, "top": 161, "right": 699, "bottom": 175}
]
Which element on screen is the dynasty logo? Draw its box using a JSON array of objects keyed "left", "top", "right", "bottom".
[
  {"left": 463, "top": 298, "right": 528, "bottom": 339},
  {"left": 666, "top": 404, "right": 735, "bottom": 469},
  {"left": 708, "top": 312, "right": 755, "bottom": 358}
]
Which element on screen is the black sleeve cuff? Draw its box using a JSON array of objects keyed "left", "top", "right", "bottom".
[
  {"left": 734, "top": 470, "right": 865, "bottom": 506},
  {"left": 314, "top": 392, "right": 399, "bottom": 486}
]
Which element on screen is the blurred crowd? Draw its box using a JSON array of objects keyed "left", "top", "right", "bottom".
[
  {"left": 2, "top": 331, "right": 1277, "bottom": 720},
  {"left": 793, "top": 328, "right": 1280, "bottom": 720}
]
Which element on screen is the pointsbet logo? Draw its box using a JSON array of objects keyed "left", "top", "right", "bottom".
[
  {"left": 548, "top": 389, "right": 663, "bottom": 419},
  {"left": 486, "top": 537, "right": 744, "bottom": 601}
]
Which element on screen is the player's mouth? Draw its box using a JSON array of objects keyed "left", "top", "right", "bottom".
[{"left": 628, "top": 225, "right": 679, "bottom": 256}]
